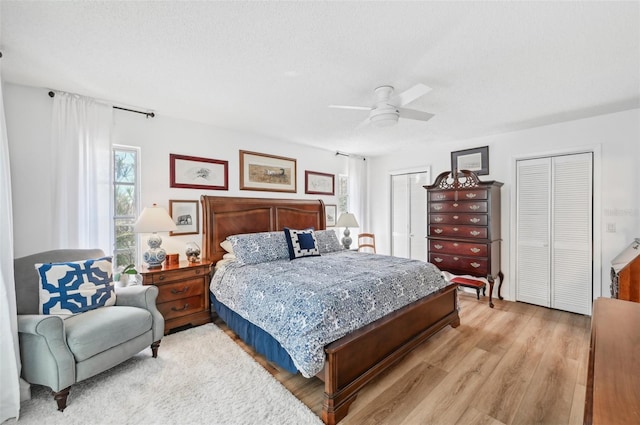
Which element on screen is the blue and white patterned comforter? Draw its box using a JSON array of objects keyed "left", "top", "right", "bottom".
[{"left": 210, "top": 250, "right": 447, "bottom": 377}]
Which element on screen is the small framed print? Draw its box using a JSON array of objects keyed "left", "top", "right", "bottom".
[
  {"left": 450, "top": 146, "right": 489, "bottom": 176},
  {"left": 240, "top": 150, "right": 297, "bottom": 193},
  {"left": 170, "top": 154, "right": 228, "bottom": 190},
  {"left": 305, "top": 171, "right": 335, "bottom": 195},
  {"left": 169, "top": 200, "right": 199, "bottom": 236},
  {"left": 325, "top": 204, "right": 337, "bottom": 227}
]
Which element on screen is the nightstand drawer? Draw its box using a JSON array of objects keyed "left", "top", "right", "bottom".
[
  {"left": 158, "top": 295, "right": 205, "bottom": 321},
  {"left": 150, "top": 266, "right": 207, "bottom": 285},
  {"left": 156, "top": 278, "right": 205, "bottom": 303}
]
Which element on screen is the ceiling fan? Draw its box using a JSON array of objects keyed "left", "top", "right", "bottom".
[{"left": 329, "top": 83, "right": 434, "bottom": 128}]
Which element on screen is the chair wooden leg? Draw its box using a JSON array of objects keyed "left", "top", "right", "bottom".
[
  {"left": 151, "top": 340, "right": 161, "bottom": 358},
  {"left": 53, "top": 387, "right": 70, "bottom": 411},
  {"left": 476, "top": 288, "right": 480, "bottom": 300}
]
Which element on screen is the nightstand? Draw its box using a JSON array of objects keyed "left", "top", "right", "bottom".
[{"left": 140, "top": 261, "right": 212, "bottom": 334}]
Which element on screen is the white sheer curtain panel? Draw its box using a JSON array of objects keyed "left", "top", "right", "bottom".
[
  {"left": 51, "top": 92, "right": 113, "bottom": 252},
  {"left": 0, "top": 75, "right": 21, "bottom": 422},
  {"left": 348, "top": 156, "right": 368, "bottom": 231}
]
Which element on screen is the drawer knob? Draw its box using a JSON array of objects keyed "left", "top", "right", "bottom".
[
  {"left": 436, "top": 194, "right": 446, "bottom": 200},
  {"left": 171, "top": 286, "right": 188, "bottom": 294},
  {"left": 172, "top": 303, "right": 190, "bottom": 312},
  {"left": 453, "top": 257, "right": 459, "bottom": 261},
  {"left": 470, "top": 262, "right": 481, "bottom": 268},
  {"left": 195, "top": 269, "right": 201, "bottom": 275},
  {"left": 158, "top": 275, "right": 165, "bottom": 281},
  {"left": 453, "top": 203, "right": 459, "bottom": 207},
  {"left": 470, "top": 218, "right": 480, "bottom": 223},
  {"left": 453, "top": 243, "right": 459, "bottom": 247},
  {"left": 470, "top": 231, "right": 481, "bottom": 236},
  {"left": 453, "top": 227, "right": 459, "bottom": 232},
  {"left": 434, "top": 244, "right": 443, "bottom": 249},
  {"left": 453, "top": 215, "right": 459, "bottom": 220},
  {"left": 433, "top": 228, "right": 443, "bottom": 234},
  {"left": 470, "top": 248, "right": 481, "bottom": 253},
  {"left": 433, "top": 205, "right": 443, "bottom": 211},
  {"left": 433, "top": 257, "right": 443, "bottom": 263},
  {"left": 466, "top": 193, "right": 477, "bottom": 199},
  {"left": 469, "top": 205, "right": 480, "bottom": 210},
  {"left": 433, "top": 217, "right": 443, "bottom": 222}
]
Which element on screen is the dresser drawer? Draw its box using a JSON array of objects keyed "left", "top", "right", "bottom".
[
  {"left": 430, "top": 213, "right": 487, "bottom": 226},
  {"left": 429, "top": 189, "right": 488, "bottom": 202},
  {"left": 158, "top": 295, "right": 205, "bottom": 321},
  {"left": 149, "top": 266, "right": 207, "bottom": 285},
  {"left": 430, "top": 201, "right": 488, "bottom": 213},
  {"left": 156, "top": 278, "right": 205, "bottom": 303},
  {"left": 429, "top": 253, "right": 489, "bottom": 276},
  {"left": 429, "top": 225, "right": 488, "bottom": 239},
  {"left": 429, "top": 240, "right": 488, "bottom": 257}
]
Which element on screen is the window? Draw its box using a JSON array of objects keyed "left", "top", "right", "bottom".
[{"left": 112, "top": 146, "right": 140, "bottom": 268}]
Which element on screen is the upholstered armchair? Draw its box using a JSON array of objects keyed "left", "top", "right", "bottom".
[{"left": 14, "top": 249, "right": 164, "bottom": 411}]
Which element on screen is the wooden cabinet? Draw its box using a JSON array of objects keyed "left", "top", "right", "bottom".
[
  {"left": 584, "top": 297, "right": 640, "bottom": 424},
  {"left": 140, "top": 261, "right": 212, "bottom": 334},
  {"left": 425, "top": 170, "right": 503, "bottom": 307}
]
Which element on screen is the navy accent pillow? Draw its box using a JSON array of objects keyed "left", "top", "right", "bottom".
[{"left": 283, "top": 228, "right": 320, "bottom": 260}]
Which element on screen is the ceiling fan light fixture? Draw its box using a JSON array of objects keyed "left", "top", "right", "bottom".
[{"left": 370, "top": 108, "right": 399, "bottom": 127}]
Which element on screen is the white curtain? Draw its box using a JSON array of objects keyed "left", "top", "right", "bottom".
[
  {"left": 0, "top": 72, "right": 21, "bottom": 422},
  {"left": 51, "top": 92, "right": 113, "bottom": 252},
  {"left": 348, "top": 156, "right": 368, "bottom": 232}
]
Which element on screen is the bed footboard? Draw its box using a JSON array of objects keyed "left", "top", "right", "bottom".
[{"left": 321, "top": 283, "right": 459, "bottom": 425}]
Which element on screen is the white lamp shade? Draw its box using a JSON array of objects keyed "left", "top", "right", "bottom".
[
  {"left": 336, "top": 212, "right": 359, "bottom": 228},
  {"left": 133, "top": 204, "right": 177, "bottom": 233}
]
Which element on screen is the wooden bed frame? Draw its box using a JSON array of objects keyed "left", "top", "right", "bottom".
[{"left": 201, "top": 195, "right": 460, "bottom": 424}]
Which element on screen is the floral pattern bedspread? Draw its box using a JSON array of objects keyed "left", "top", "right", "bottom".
[{"left": 210, "top": 250, "right": 447, "bottom": 377}]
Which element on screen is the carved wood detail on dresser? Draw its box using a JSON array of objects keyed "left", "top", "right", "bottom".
[
  {"left": 140, "top": 261, "right": 212, "bottom": 334},
  {"left": 425, "top": 170, "right": 503, "bottom": 307}
]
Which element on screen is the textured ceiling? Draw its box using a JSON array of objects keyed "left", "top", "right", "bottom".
[{"left": 1, "top": 1, "right": 639, "bottom": 157}]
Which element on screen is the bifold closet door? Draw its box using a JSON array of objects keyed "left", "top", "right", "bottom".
[
  {"left": 516, "top": 153, "right": 593, "bottom": 315},
  {"left": 391, "top": 172, "right": 428, "bottom": 260}
]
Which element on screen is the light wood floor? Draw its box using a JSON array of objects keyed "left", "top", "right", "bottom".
[{"left": 215, "top": 290, "right": 591, "bottom": 425}]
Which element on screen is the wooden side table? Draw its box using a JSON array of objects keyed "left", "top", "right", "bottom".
[{"left": 140, "top": 261, "right": 212, "bottom": 334}]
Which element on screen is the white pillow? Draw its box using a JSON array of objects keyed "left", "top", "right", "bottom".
[{"left": 220, "top": 240, "right": 234, "bottom": 254}]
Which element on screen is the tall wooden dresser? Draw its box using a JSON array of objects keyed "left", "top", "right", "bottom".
[{"left": 425, "top": 170, "right": 503, "bottom": 307}]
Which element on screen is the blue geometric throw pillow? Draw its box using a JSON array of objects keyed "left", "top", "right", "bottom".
[
  {"left": 35, "top": 257, "right": 116, "bottom": 315},
  {"left": 283, "top": 228, "right": 320, "bottom": 260}
]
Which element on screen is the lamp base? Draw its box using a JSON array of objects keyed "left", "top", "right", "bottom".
[
  {"left": 143, "top": 233, "right": 166, "bottom": 268},
  {"left": 341, "top": 228, "right": 352, "bottom": 250}
]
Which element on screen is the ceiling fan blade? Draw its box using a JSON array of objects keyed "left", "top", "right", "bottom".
[
  {"left": 392, "top": 83, "right": 432, "bottom": 106},
  {"left": 397, "top": 107, "right": 435, "bottom": 122},
  {"left": 328, "top": 104, "right": 371, "bottom": 111}
]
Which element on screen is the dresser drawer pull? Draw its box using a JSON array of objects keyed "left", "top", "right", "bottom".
[
  {"left": 433, "top": 257, "right": 443, "bottom": 263},
  {"left": 433, "top": 205, "right": 443, "bottom": 211},
  {"left": 158, "top": 275, "right": 165, "bottom": 281},
  {"left": 433, "top": 217, "right": 443, "bottom": 222},
  {"left": 453, "top": 257, "right": 459, "bottom": 261},
  {"left": 171, "top": 303, "right": 190, "bottom": 312},
  {"left": 195, "top": 269, "right": 201, "bottom": 275},
  {"left": 433, "top": 228, "right": 443, "bottom": 234},
  {"left": 470, "top": 231, "right": 481, "bottom": 236},
  {"left": 453, "top": 203, "right": 459, "bottom": 207},
  {"left": 171, "top": 286, "right": 189, "bottom": 294},
  {"left": 453, "top": 227, "right": 459, "bottom": 232},
  {"left": 470, "top": 248, "right": 481, "bottom": 253},
  {"left": 435, "top": 194, "right": 446, "bottom": 200},
  {"left": 434, "top": 244, "right": 443, "bottom": 249},
  {"left": 469, "top": 205, "right": 480, "bottom": 210},
  {"left": 466, "top": 193, "right": 477, "bottom": 199},
  {"left": 470, "top": 218, "right": 480, "bottom": 223},
  {"left": 470, "top": 262, "right": 481, "bottom": 268},
  {"left": 453, "top": 243, "right": 459, "bottom": 247},
  {"left": 453, "top": 215, "right": 459, "bottom": 220}
]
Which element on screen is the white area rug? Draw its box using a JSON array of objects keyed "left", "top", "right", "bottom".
[{"left": 11, "top": 324, "right": 323, "bottom": 425}]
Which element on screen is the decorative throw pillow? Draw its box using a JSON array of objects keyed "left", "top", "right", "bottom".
[
  {"left": 227, "top": 231, "right": 290, "bottom": 265},
  {"left": 35, "top": 256, "right": 116, "bottom": 315},
  {"left": 314, "top": 229, "right": 343, "bottom": 253},
  {"left": 220, "top": 240, "right": 234, "bottom": 254},
  {"left": 284, "top": 228, "right": 320, "bottom": 260}
]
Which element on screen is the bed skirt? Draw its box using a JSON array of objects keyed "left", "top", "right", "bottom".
[{"left": 210, "top": 292, "right": 299, "bottom": 374}]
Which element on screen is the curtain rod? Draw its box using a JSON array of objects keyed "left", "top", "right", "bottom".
[
  {"left": 336, "top": 151, "right": 366, "bottom": 160},
  {"left": 48, "top": 90, "right": 155, "bottom": 118}
]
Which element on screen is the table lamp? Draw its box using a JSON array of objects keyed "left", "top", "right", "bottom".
[
  {"left": 336, "top": 212, "right": 359, "bottom": 250},
  {"left": 133, "top": 204, "right": 177, "bottom": 268}
]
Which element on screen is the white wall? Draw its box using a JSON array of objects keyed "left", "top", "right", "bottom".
[
  {"left": 5, "top": 83, "right": 347, "bottom": 259},
  {"left": 369, "top": 108, "right": 640, "bottom": 303}
]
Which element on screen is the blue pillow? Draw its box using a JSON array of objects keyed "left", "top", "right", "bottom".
[
  {"left": 283, "top": 228, "right": 320, "bottom": 260},
  {"left": 36, "top": 257, "right": 116, "bottom": 315}
]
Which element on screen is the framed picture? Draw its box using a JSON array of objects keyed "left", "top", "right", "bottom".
[
  {"left": 325, "top": 204, "right": 337, "bottom": 227},
  {"left": 170, "top": 154, "right": 228, "bottom": 190},
  {"left": 305, "top": 171, "right": 335, "bottom": 195},
  {"left": 240, "top": 150, "right": 297, "bottom": 193},
  {"left": 169, "top": 200, "right": 199, "bottom": 236},
  {"left": 451, "top": 146, "right": 489, "bottom": 176}
]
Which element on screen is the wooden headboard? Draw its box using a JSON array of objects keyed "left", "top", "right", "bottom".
[{"left": 200, "top": 196, "right": 326, "bottom": 263}]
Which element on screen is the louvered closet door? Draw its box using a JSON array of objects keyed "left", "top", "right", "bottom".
[
  {"left": 516, "top": 158, "right": 551, "bottom": 307},
  {"left": 516, "top": 153, "right": 593, "bottom": 315},
  {"left": 551, "top": 153, "right": 593, "bottom": 315},
  {"left": 391, "top": 171, "right": 428, "bottom": 260}
]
